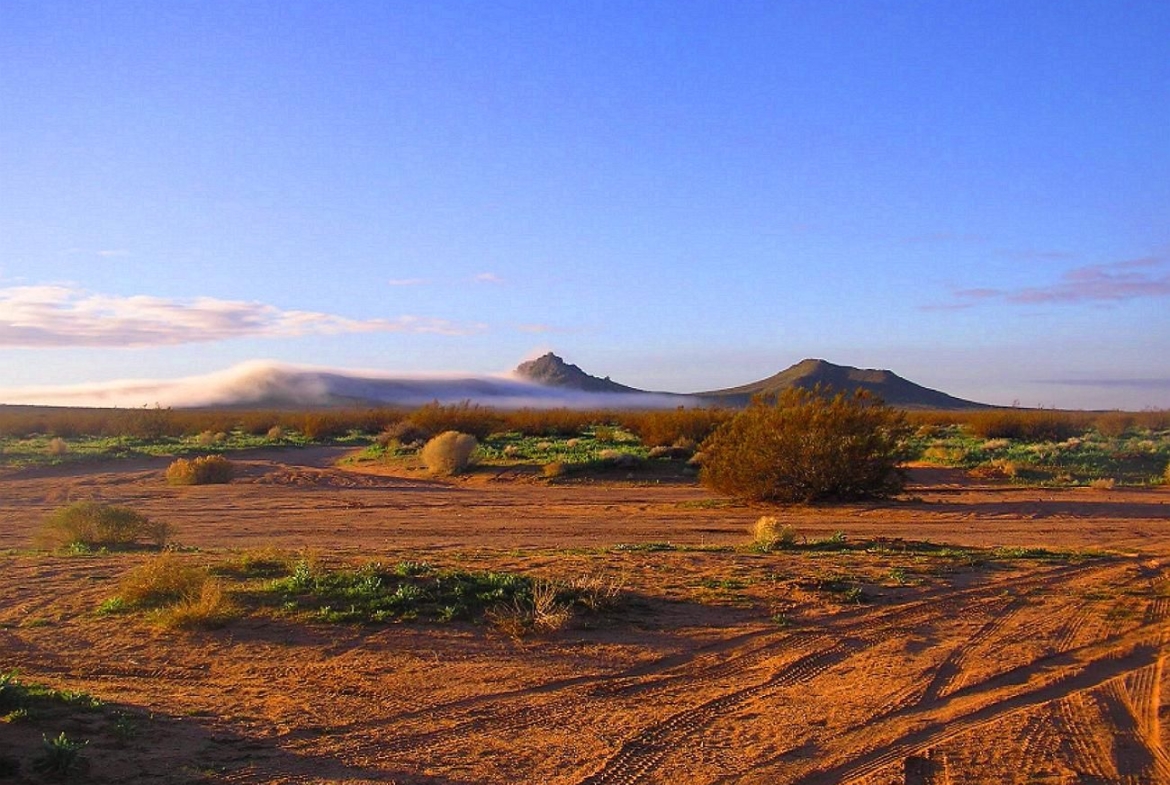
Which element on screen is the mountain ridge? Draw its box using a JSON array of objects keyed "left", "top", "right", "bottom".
[
  {"left": 513, "top": 353, "right": 647, "bottom": 394},
  {"left": 694, "top": 358, "right": 987, "bottom": 410},
  {"left": 515, "top": 354, "right": 987, "bottom": 410}
]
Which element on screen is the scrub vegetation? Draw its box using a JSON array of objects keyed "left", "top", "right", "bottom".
[{"left": 1, "top": 398, "right": 1167, "bottom": 488}]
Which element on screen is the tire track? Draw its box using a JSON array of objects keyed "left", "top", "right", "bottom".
[
  {"left": 245, "top": 560, "right": 1134, "bottom": 783},
  {"left": 1056, "top": 693, "right": 1114, "bottom": 781},
  {"left": 577, "top": 638, "right": 865, "bottom": 785},
  {"left": 397, "top": 562, "right": 1124, "bottom": 785},
  {"left": 568, "top": 567, "right": 1093, "bottom": 784},
  {"left": 917, "top": 593, "right": 1028, "bottom": 703},
  {"left": 783, "top": 620, "right": 1164, "bottom": 784}
]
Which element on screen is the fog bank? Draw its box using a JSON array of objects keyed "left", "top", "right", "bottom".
[{"left": 0, "top": 361, "right": 693, "bottom": 409}]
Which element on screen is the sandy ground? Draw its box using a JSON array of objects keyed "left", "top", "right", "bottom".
[{"left": 2, "top": 448, "right": 1170, "bottom": 783}]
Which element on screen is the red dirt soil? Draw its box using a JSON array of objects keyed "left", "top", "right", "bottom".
[{"left": 2, "top": 448, "right": 1170, "bottom": 783}]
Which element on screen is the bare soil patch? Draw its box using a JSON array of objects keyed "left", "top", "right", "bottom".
[{"left": 2, "top": 450, "right": 1170, "bottom": 783}]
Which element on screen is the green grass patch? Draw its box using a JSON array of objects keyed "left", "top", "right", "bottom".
[{"left": 266, "top": 560, "right": 542, "bottom": 624}]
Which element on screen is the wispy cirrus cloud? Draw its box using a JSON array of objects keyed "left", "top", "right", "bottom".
[
  {"left": 0, "top": 285, "right": 482, "bottom": 348},
  {"left": 473, "top": 272, "right": 503, "bottom": 284},
  {"left": 927, "top": 257, "right": 1170, "bottom": 310},
  {"left": 387, "top": 278, "right": 430, "bottom": 286}
]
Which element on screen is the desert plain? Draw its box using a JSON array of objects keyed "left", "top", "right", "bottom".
[{"left": 3, "top": 447, "right": 1170, "bottom": 784}]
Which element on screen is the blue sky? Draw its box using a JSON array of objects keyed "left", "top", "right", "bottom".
[{"left": 2, "top": 1, "right": 1168, "bottom": 409}]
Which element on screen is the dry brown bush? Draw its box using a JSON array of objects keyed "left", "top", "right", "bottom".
[
  {"left": 1094, "top": 412, "right": 1136, "bottom": 438},
  {"left": 420, "top": 431, "right": 479, "bottom": 475},
  {"left": 487, "top": 580, "right": 572, "bottom": 638},
  {"left": 751, "top": 516, "right": 797, "bottom": 550},
  {"left": 501, "top": 408, "right": 602, "bottom": 437},
  {"left": 379, "top": 419, "right": 432, "bottom": 446},
  {"left": 159, "top": 580, "right": 235, "bottom": 629},
  {"left": 165, "top": 455, "right": 235, "bottom": 485},
  {"left": 963, "top": 409, "right": 1089, "bottom": 442},
  {"left": 621, "top": 407, "right": 734, "bottom": 448},
  {"left": 408, "top": 402, "right": 503, "bottom": 441},
  {"left": 118, "top": 553, "right": 208, "bottom": 607}
]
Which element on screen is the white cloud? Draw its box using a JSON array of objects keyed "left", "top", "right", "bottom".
[
  {"left": 387, "top": 278, "right": 429, "bottom": 286},
  {"left": 474, "top": 272, "right": 503, "bottom": 283},
  {"left": 0, "top": 285, "right": 482, "bottom": 348}
]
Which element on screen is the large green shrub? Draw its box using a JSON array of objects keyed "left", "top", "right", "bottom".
[{"left": 700, "top": 387, "right": 911, "bottom": 503}]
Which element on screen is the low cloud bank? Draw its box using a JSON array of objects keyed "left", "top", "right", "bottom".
[{"left": 0, "top": 361, "right": 693, "bottom": 410}]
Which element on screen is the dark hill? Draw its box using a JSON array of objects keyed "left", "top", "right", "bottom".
[
  {"left": 513, "top": 353, "right": 645, "bottom": 394},
  {"left": 697, "top": 358, "right": 987, "bottom": 410}
]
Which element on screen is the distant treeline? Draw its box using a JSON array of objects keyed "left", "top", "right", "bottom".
[{"left": 0, "top": 401, "right": 1167, "bottom": 446}]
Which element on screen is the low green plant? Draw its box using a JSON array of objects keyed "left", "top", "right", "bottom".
[
  {"left": 0, "top": 670, "right": 22, "bottom": 712},
  {"left": 37, "top": 501, "right": 171, "bottom": 550},
  {"left": 111, "top": 711, "right": 139, "bottom": 743},
  {"left": 0, "top": 671, "right": 101, "bottom": 716},
  {"left": 267, "top": 560, "right": 599, "bottom": 629},
  {"left": 33, "top": 732, "right": 87, "bottom": 777}
]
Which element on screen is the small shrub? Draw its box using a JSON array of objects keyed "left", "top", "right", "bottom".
[
  {"left": 542, "top": 461, "right": 566, "bottom": 479},
  {"left": 420, "top": 431, "right": 478, "bottom": 476},
  {"left": 166, "top": 454, "right": 234, "bottom": 485},
  {"left": 379, "top": 419, "right": 431, "bottom": 446},
  {"left": 921, "top": 444, "right": 970, "bottom": 466},
  {"left": 266, "top": 425, "right": 284, "bottom": 441},
  {"left": 592, "top": 425, "right": 620, "bottom": 443},
  {"left": 751, "top": 516, "right": 798, "bottom": 550},
  {"left": 1094, "top": 412, "right": 1135, "bottom": 438},
  {"left": 701, "top": 387, "right": 911, "bottom": 503},
  {"left": 117, "top": 553, "right": 208, "bottom": 608},
  {"left": 38, "top": 502, "right": 171, "bottom": 550},
  {"left": 1089, "top": 477, "right": 1116, "bottom": 490},
  {"left": 598, "top": 449, "right": 643, "bottom": 470},
  {"left": 195, "top": 430, "right": 223, "bottom": 447},
  {"left": 407, "top": 401, "right": 502, "bottom": 441},
  {"left": 566, "top": 573, "right": 625, "bottom": 613},
  {"left": 487, "top": 580, "right": 572, "bottom": 638},
  {"left": 0, "top": 670, "right": 24, "bottom": 712},
  {"left": 159, "top": 580, "right": 235, "bottom": 629},
  {"left": 46, "top": 437, "right": 69, "bottom": 456},
  {"left": 33, "top": 732, "right": 87, "bottom": 777},
  {"left": 989, "top": 458, "right": 1021, "bottom": 479}
]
